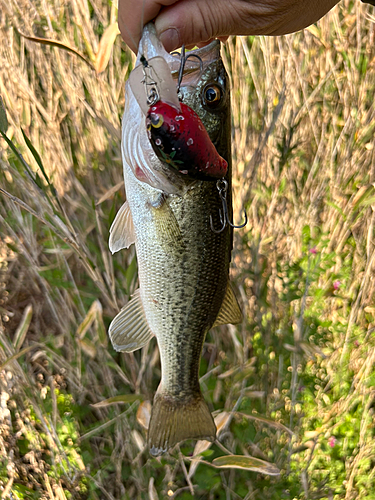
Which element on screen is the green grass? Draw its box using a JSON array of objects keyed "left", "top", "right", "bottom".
[{"left": 1, "top": 0, "right": 375, "bottom": 498}]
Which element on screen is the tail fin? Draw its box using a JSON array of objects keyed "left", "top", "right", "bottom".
[{"left": 148, "top": 391, "right": 216, "bottom": 456}]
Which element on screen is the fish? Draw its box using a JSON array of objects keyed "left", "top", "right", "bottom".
[{"left": 108, "top": 23, "right": 242, "bottom": 456}]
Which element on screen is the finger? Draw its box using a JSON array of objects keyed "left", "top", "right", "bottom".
[
  {"left": 195, "top": 36, "right": 229, "bottom": 47},
  {"left": 154, "top": 0, "right": 340, "bottom": 52},
  {"left": 184, "top": 39, "right": 216, "bottom": 50},
  {"left": 155, "top": 0, "right": 238, "bottom": 52},
  {"left": 118, "top": 0, "right": 179, "bottom": 52}
]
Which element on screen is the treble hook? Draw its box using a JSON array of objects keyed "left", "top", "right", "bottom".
[
  {"left": 210, "top": 179, "right": 248, "bottom": 234},
  {"left": 176, "top": 45, "right": 204, "bottom": 95}
]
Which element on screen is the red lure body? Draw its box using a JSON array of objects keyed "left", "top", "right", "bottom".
[{"left": 146, "top": 100, "right": 228, "bottom": 181}]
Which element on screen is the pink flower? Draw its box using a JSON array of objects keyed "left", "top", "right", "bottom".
[
  {"left": 309, "top": 247, "right": 317, "bottom": 254},
  {"left": 328, "top": 436, "right": 336, "bottom": 448},
  {"left": 333, "top": 280, "right": 341, "bottom": 290}
]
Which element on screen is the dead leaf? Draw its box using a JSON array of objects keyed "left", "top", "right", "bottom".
[
  {"left": 132, "top": 429, "right": 145, "bottom": 452},
  {"left": 95, "top": 181, "right": 124, "bottom": 205},
  {"left": 13, "top": 304, "right": 33, "bottom": 351},
  {"left": 188, "top": 411, "right": 230, "bottom": 478},
  {"left": 148, "top": 477, "right": 159, "bottom": 500},
  {"left": 94, "top": 300, "right": 108, "bottom": 348},
  {"left": 76, "top": 300, "right": 102, "bottom": 339},
  {"left": 77, "top": 338, "right": 97, "bottom": 359},
  {"left": 95, "top": 23, "right": 120, "bottom": 74},
  {"left": 136, "top": 400, "right": 152, "bottom": 430}
]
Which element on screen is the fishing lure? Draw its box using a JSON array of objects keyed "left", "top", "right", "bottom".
[
  {"left": 146, "top": 100, "right": 228, "bottom": 180},
  {"left": 129, "top": 48, "right": 228, "bottom": 181}
]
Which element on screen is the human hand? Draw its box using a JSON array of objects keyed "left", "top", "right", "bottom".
[{"left": 118, "top": 0, "right": 339, "bottom": 53}]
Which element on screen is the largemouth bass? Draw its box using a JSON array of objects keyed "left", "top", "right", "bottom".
[{"left": 109, "top": 24, "right": 242, "bottom": 456}]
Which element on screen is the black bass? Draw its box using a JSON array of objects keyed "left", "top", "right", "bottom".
[{"left": 109, "top": 24, "right": 242, "bottom": 456}]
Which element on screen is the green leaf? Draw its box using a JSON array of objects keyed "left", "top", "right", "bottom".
[
  {"left": 200, "top": 449, "right": 214, "bottom": 458},
  {"left": 0, "top": 95, "right": 8, "bottom": 133},
  {"left": 0, "top": 129, "right": 24, "bottom": 164},
  {"left": 21, "top": 128, "right": 48, "bottom": 182},
  {"left": 19, "top": 128, "right": 62, "bottom": 211},
  {"left": 91, "top": 394, "right": 144, "bottom": 407},
  {"left": 212, "top": 455, "right": 280, "bottom": 476},
  {"left": 126, "top": 254, "right": 138, "bottom": 292},
  {"left": 34, "top": 171, "right": 44, "bottom": 190},
  {"left": 0, "top": 128, "right": 37, "bottom": 182},
  {"left": 278, "top": 176, "right": 286, "bottom": 194}
]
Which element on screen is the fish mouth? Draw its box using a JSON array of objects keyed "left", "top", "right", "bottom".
[
  {"left": 137, "top": 23, "right": 221, "bottom": 86},
  {"left": 124, "top": 23, "right": 228, "bottom": 195}
]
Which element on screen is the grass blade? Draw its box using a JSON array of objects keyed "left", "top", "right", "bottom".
[
  {"left": 18, "top": 30, "right": 95, "bottom": 69},
  {"left": 91, "top": 394, "right": 144, "bottom": 408},
  {"left": 0, "top": 95, "right": 8, "bottom": 133},
  {"left": 212, "top": 455, "right": 280, "bottom": 476},
  {"left": 13, "top": 304, "right": 33, "bottom": 351}
]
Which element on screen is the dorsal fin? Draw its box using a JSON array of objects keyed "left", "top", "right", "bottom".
[
  {"left": 213, "top": 283, "right": 243, "bottom": 327},
  {"left": 108, "top": 289, "right": 154, "bottom": 352},
  {"left": 109, "top": 201, "right": 135, "bottom": 253}
]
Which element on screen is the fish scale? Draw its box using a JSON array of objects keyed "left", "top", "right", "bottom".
[{"left": 108, "top": 23, "right": 242, "bottom": 455}]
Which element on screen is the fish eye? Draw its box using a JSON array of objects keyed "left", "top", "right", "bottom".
[
  {"left": 149, "top": 113, "right": 164, "bottom": 128},
  {"left": 202, "top": 84, "right": 223, "bottom": 108}
]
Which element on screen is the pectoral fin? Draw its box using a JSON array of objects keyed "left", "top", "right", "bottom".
[
  {"left": 109, "top": 201, "right": 135, "bottom": 253},
  {"left": 213, "top": 283, "right": 243, "bottom": 327},
  {"left": 148, "top": 194, "right": 183, "bottom": 249},
  {"left": 108, "top": 289, "right": 154, "bottom": 352}
]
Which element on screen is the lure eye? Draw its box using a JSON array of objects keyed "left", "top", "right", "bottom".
[
  {"left": 202, "top": 84, "right": 223, "bottom": 108},
  {"left": 149, "top": 113, "right": 164, "bottom": 128}
]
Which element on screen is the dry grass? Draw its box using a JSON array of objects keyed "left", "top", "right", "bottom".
[{"left": 1, "top": 0, "right": 375, "bottom": 498}]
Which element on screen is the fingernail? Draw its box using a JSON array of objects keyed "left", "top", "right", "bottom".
[{"left": 159, "top": 28, "right": 180, "bottom": 52}]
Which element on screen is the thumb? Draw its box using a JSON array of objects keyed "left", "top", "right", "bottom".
[{"left": 155, "top": 0, "right": 234, "bottom": 52}]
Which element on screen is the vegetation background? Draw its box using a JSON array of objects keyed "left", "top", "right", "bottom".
[{"left": 1, "top": 0, "right": 375, "bottom": 498}]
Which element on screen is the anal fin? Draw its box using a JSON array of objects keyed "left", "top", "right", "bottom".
[
  {"left": 108, "top": 289, "right": 153, "bottom": 352},
  {"left": 148, "top": 391, "right": 216, "bottom": 456},
  {"left": 213, "top": 282, "right": 243, "bottom": 327},
  {"left": 109, "top": 201, "right": 135, "bottom": 254}
]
